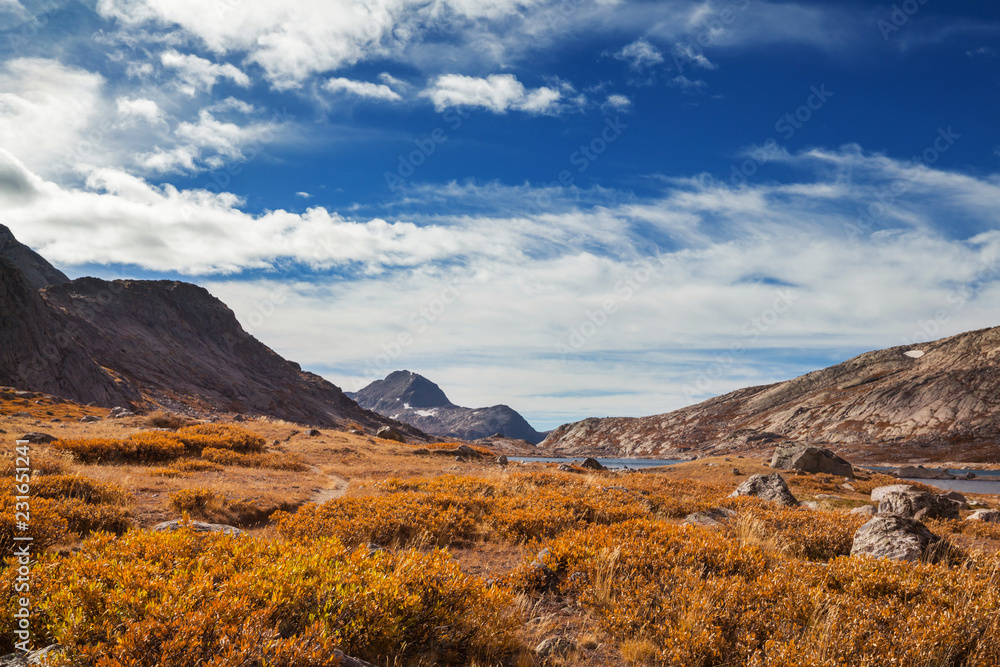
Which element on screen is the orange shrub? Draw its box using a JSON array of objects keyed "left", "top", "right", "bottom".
[
  {"left": 200, "top": 447, "right": 308, "bottom": 471},
  {"left": 0, "top": 496, "right": 70, "bottom": 556},
  {"left": 176, "top": 424, "right": 266, "bottom": 454},
  {"left": 30, "top": 474, "right": 131, "bottom": 505},
  {"left": 0, "top": 530, "right": 520, "bottom": 664},
  {"left": 53, "top": 433, "right": 185, "bottom": 464}
]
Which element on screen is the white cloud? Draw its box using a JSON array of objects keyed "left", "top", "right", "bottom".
[
  {"left": 295, "top": 191, "right": 311, "bottom": 198},
  {"left": 0, "top": 58, "right": 106, "bottom": 178},
  {"left": 160, "top": 50, "right": 250, "bottom": 96},
  {"left": 424, "top": 73, "right": 561, "bottom": 114},
  {"left": 604, "top": 94, "right": 631, "bottom": 111},
  {"left": 614, "top": 39, "right": 664, "bottom": 70},
  {"left": 4, "top": 145, "right": 1000, "bottom": 426},
  {"left": 325, "top": 77, "right": 402, "bottom": 101},
  {"left": 116, "top": 97, "right": 168, "bottom": 127},
  {"left": 136, "top": 110, "right": 277, "bottom": 174}
]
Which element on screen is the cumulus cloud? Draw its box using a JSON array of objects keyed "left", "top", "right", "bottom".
[
  {"left": 614, "top": 39, "right": 664, "bottom": 70},
  {"left": 325, "top": 77, "right": 402, "bottom": 101},
  {"left": 160, "top": 50, "right": 250, "bottom": 96},
  {"left": 116, "top": 97, "right": 168, "bottom": 126},
  {"left": 423, "top": 73, "right": 561, "bottom": 114}
]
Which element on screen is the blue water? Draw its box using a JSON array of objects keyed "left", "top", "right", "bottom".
[
  {"left": 509, "top": 456, "right": 687, "bottom": 470},
  {"left": 860, "top": 467, "right": 1000, "bottom": 494}
]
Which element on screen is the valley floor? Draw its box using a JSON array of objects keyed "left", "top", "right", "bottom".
[{"left": 2, "top": 395, "right": 1000, "bottom": 666}]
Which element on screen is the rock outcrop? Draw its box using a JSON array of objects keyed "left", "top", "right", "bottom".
[
  {"left": 851, "top": 513, "right": 941, "bottom": 562},
  {"left": 541, "top": 326, "right": 1000, "bottom": 462},
  {"left": 770, "top": 444, "right": 854, "bottom": 479},
  {"left": 349, "top": 370, "right": 544, "bottom": 443},
  {"left": 729, "top": 473, "right": 798, "bottom": 506},
  {"left": 967, "top": 510, "right": 1000, "bottom": 523}
]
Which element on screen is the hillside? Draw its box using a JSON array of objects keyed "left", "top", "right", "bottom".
[
  {"left": 349, "top": 370, "right": 545, "bottom": 443},
  {"left": 542, "top": 327, "right": 1000, "bottom": 463},
  {"left": 0, "top": 225, "right": 422, "bottom": 436}
]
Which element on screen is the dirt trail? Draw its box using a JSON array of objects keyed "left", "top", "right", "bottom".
[{"left": 308, "top": 467, "right": 349, "bottom": 505}]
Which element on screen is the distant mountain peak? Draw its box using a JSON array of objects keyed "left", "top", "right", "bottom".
[{"left": 351, "top": 371, "right": 544, "bottom": 444}]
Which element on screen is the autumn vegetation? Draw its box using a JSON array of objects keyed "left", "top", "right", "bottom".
[{"left": 1, "top": 406, "right": 999, "bottom": 665}]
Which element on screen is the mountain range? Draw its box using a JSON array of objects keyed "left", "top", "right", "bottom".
[
  {"left": 542, "top": 327, "right": 1000, "bottom": 462},
  {"left": 0, "top": 224, "right": 422, "bottom": 437},
  {"left": 348, "top": 370, "right": 545, "bottom": 443}
]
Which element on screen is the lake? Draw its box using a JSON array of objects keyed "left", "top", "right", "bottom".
[
  {"left": 861, "top": 466, "right": 1000, "bottom": 494},
  {"left": 509, "top": 456, "right": 688, "bottom": 469}
]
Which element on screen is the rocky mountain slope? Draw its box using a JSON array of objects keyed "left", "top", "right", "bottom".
[
  {"left": 542, "top": 328, "right": 1000, "bottom": 462},
  {"left": 348, "top": 370, "right": 545, "bottom": 443},
  {"left": 0, "top": 225, "right": 423, "bottom": 435}
]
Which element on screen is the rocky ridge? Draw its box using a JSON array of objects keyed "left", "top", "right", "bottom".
[{"left": 542, "top": 328, "right": 1000, "bottom": 462}]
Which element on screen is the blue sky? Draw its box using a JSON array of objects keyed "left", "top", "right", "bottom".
[{"left": 1, "top": 0, "right": 999, "bottom": 430}]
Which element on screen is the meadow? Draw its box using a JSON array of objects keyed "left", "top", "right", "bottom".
[{"left": 2, "top": 397, "right": 1000, "bottom": 666}]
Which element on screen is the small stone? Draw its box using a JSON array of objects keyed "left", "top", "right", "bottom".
[
  {"left": 535, "top": 637, "right": 576, "bottom": 658},
  {"left": 557, "top": 463, "right": 574, "bottom": 472}
]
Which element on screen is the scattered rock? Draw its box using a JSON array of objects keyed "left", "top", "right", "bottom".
[
  {"left": 581, "top": 457, "right": 604, "bottom": 471},
  {"left": 731, "top": 467, "right": 742, "bottom": 475},
  {"left": 850, "top": 505, "right": 878, "bottom": 517},
  {"left": 535, "top": 637, "right": 576, "bottom": 659},
  {"left": 851, "top": 513, "right": 941, "bottom": 563},
  {"left": 305, "top": 428, "right": 321, "bottom": 437},
  {"left": 18, "top": 432, "right": 55, "bottom": 444},
  {"left": 331, "top": 650, "right": 376, "bottom": 667},
  {"left": 375, "top": 426, "right": 406, "bottom": 443},
  {"left": 815, "top": 494, "right": 842, "bottom": 500},
  {"left": 108, "top": 406, "right": 135, "bottom": 419},
  {"left": 800, "top": 501, "right": 819, "bottom": 510},
  {"left": 965, "top": 472, "right": 977, "bottom": 479},
  {"left": 495, "top": 455, "right": 509, "bottom": 466},
  {"left": 842, "top": 483, "right": 856, "bottom": 491},
  {"left": 0, "top": 644, "right": 64, "bottom": 666},
  {"left": 729, "top": 473, "right": 798, "bottom": 506},
  {"left": 878, "top": 490, "right": 961, "bottom": 521},
  {"left": 12, "top": 412, "right": 31, "bottom": 418},
  {"left": 557, "top": 463, "right": 574, "bottom": 472},
  {"left": 684, "top": 507, "right": 737, "bottom": 528},
  {"left": 232, "top": 414, "right": 247, "bottom": 422},
  {"left": 870, "top": 484, "right": 916, "bottom": 502},
  {"left": 892, "top": 465, "right": 956, "bottom": 480},
  {"left": 348, "top": 428, "right": 363, "bottom": 435},
  {"left": 455, "top": 456, "right": 466, "bottom": 463},
  {"left": 943, "top": 491, "right": 969, "bottom": 510},
  {"left": 152, "top": 520, "right": 243, "bottom": 536},
  {"left": 967, "top": 510, "right": 1000, "bottom": 524},
  {"left": 770, "top": 443, "right": 854, "bottom": 479},
  {"left": 79, "top": 415, "right": 101, "bottom": 423}
]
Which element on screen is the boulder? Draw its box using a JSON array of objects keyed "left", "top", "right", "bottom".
[
  {"left": 152, "top": 520, "right": 243, "bottom": 536},
  {"left": 684, "top": 507, "right": 737, "bottom": 528},
  {"left": 878, "top": 490, "right": 961, "bottom": 521},
  {"left": 375, "top": 426, "right": 406, "bottom": 443},
  {"left": 870, "top": 484, "right": 915, "bottom": 502},
  {"left": 770, "top": 443, "right": 854, "bottom": 479},
  {"left": 729, "top": 473, "right": 798, "bottom": 506},
  {"left": 18, "top": 432, "right": 55, "bottom": 444},
  {"left": 79, "top": 415, "right": 101, "bottom": 423},
  {"left": 943, "top": 491, "right": 969, "bottom": 510},
  {"left": 893, "top": 465, "right": 956, "bottom": 480},
  {"left": 557, "top": 463, "right": 574, "bottom": 472},
  {"left": 851, "top": 513, "right": 941, "bottom": 562},
  {"left": 850, "top": 505, "right": 878, "bottom": 517},
  {"left": 967, "top": 510, "right": 1000, "bottom": 524},
  {"left": 535, "top": 637, "right": 576, "bottom": 658},
  {"left": 108, "top": 406, "right": 135, "bottom": 419},
  {"left": 581, "top": 457, "right": 604, "bottom": 471},
  {"left": 12, "top": 412, "right": 31, "bottom": 418},
  {"left": 495, "top": 455, "right": 509, "bottom": 466},
  {"left": 305, "top": 428, "right": 321, "bottom": 437}
]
